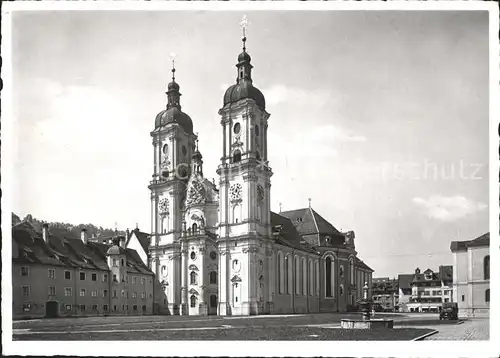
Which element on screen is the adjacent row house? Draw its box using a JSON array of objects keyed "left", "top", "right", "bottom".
[
  {"left": 12, "top": 221, "right": 155, "bottom": 320},
  {"left": 371, "top": 277, "right": 399, "bottom": 312},
  {"left": 397, "top": 266, "right": 453, "bottom": 313}
]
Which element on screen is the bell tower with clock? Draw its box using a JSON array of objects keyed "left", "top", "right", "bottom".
[
  {"left": 149, "top": 59, "right": 197, "bottom": 315},
  {"left": 217, "top": 19, "right": 274, "bottom": 316}
]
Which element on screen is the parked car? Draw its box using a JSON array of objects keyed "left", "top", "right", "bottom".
[{"left": 439, "top": 302, "right": 458, "bottom": 320}]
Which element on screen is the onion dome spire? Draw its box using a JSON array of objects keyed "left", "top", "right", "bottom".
[
  {"left": 167, "top": 54, "right": 181, "bottom": 109},
  {"left": 237, "top": 15, "right": 252, "bottom": 83},
  {"left": 154, "top": 53, "right": 194, "bottom": 134},
  {"left": 222, "top": 15, "right": 265, "bottom": 111}
]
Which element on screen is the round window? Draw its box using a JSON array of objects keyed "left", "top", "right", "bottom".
[
  {"left": 190, "top": 251, "right": 196, "bottom": 260},
  {"left": 177, "top": 165, "right": 188, "bottom": 179},
  {"left": 162, "top": 143, "right": 169, "bottom": 154},
  {"left": 255, "top": 124, "right": 260, "bottom": 137},
  {"left": 233, "top": 123, "right": 241, "bottom": 134},
  {"left": 210, "top": 251, "right": 217, "bottom": 260},
  {"left": 182, "top": 145, "right": 187, "bottom": 156}
]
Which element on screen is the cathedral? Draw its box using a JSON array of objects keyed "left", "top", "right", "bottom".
[{"left": 146, "top": 28, "right": 373, "bottom": 316}]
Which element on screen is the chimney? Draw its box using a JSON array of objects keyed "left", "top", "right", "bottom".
[
  {"left": 81, "top": 228, "right": 88, "bottom": 244},
  {"left": 42, "top": 223, "right": 49, "bottom": 243},
  {"left": 126, "top": 228, "right": 130, "bottom": 241},
  {"left": 119, "top": 236, "right": 126, "bottom": 248}
]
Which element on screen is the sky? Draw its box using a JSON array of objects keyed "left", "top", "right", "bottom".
[{"left": 9, "top": 10, "right": 490, "bottom": 277}]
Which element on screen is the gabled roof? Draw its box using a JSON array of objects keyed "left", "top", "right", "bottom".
[
  {"left": 12, "top": 223, "right": 153, "bottom": 275},
  {"left": 127, "top": 229, "right": 150, "bottom": 253},
  {"left": 398, "top": 274, "right": 414, "bottom": 290},
  {"left": 355, "top": 257, "right": 374, "bottom": 272},
  {"left": 270, "top": 212, "right": 317, "bottom": 254},
  {"left": 279, "top": 207, "right": 344, "bottom": 238},
  {"left": 12, "top": 222, "right": 68, "bottom": 267},
  {"left": 450, "top": 232, "right": 489, "bottom": 252}
]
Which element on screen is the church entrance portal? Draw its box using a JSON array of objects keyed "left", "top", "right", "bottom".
[{"left": 209, "top": 295, "right": 218, "bottom": 315}]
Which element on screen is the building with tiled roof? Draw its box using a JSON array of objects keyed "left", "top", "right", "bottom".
[
  {"left": 371, "top": 277, "right": 399, "bottom": 312},
  {"left": 395, "top": 266, "right": 453, "bottom": 313},
  {"left": 12, "top": 221, "right": 154, "bottom": 320},
  {"left": 125, "top": 228, "right": 151, "bottom": 268},
  {"left": 450, "top": 232, "right": 490, "bottom": 317}
]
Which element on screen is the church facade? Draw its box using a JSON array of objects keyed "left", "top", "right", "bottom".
[{"left": 146, "top": 34, "right": 373, "bottom": 316}]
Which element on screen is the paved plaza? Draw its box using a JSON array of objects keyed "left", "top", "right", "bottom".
[{"left": 11, "top": 313, "right": 489, "bottom": 341}]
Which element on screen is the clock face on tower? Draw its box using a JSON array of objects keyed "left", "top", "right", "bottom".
[
  {"left": 229, "top": 183, "right": 243, "bottom": 201},
  {"left": 159, "top": 198, "right": 169, "bottom": 213}
]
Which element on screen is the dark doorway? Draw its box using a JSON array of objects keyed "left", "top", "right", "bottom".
[
  {"left": 209, "top": 295, "right": 218, "bottom": 315},
  {"left": 46, "top": 301, "right": 59, "bottom": 318}
]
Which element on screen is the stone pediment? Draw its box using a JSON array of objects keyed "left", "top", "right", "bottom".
[
  {"left": 189, "top": 288, "right": 199, "bottom": 295},
  {"left": 230, "top": 275, "right": 242, "bottom": 283},
  {"left": 189, "top": 264, "right": 198, "bottom": 271}
]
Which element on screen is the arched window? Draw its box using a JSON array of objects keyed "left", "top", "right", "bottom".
[
  {"left": 270, "top": 253, "right": 275, "bottom": 296},
  {"left": 233, "top": 283, "right": 239, "bottom": 305},
  {"left": 484, "top": 255, "right": 490, "bottom": 280},
  {"left": 349, "top": 257, "right": 355, "bottom": 285},
  {"left": 192, "top": 223, "right": 198, "bottom": 233},
  {"left": 233, "top": 150, "right": 241, "bottom": 163},
  {"left": 278, "top": 252, "right": 284, "bottom": 294},
  {"left": 295, "top": 256, "right": 300, "bottom": 295},
  {"left": 302, "top": 258, "right": 307, "bottom": 295},
  {"left": 121, "top": 259, "right": 124, "bottom": 266},
  {"left": 190, "top": 295, "right": 197, "bottom": 308},
  {"left": 340, "top": 284, "right": 344, "bottom": 296},
  {"left": 309, "top": 260, "right": 314, "bottom": 296},
  {"left": 162, "top": 216, "right": 169, "bottom": 234},
  {"left": 285, "top": 255, "right": 290, "bottom": 294},
  {"left": 232, "top": 204, "right": 241, "bottom": 224},
  {"left": 325, "top": 256, "right": 334, "bottom": 298},
  {"left": 190, "top": 271, "right": 197, "bottom": 285},
  {"left": 485, "top": 289, "right": 490, "bottom": 303},
  {"left": 315, "top": 261, "right": 320, "bottom": 296},
  {"left": 209, "top": 271, "right": 217, "bottom": 284}
]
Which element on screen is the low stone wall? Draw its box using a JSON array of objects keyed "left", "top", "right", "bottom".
[{"left": 341, "top": 318, "right": 394, "bottom": 330}]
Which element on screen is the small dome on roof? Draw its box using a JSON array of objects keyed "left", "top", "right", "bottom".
[
  {"left": 238, "top": 51, "right": 251, "bottom": 63},
  {"left": 106, "top": 245, "right": 125, "bottom": 255},
  {"left": 168, "top": 80, "right": 180, "bottom": 91}
]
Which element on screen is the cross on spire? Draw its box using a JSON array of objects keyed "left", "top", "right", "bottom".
[
  {"left": 240, "top": 15, "right": 249, "bottom": 51},
  {"left": 279, "top": 202, "right": 282, "bottom": 213},
  {"left": 308, "top": 198, "right": 312, "bottom": 208},
  {"left": 170, "top": 52, "right": 177, "bottom": 81}
]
